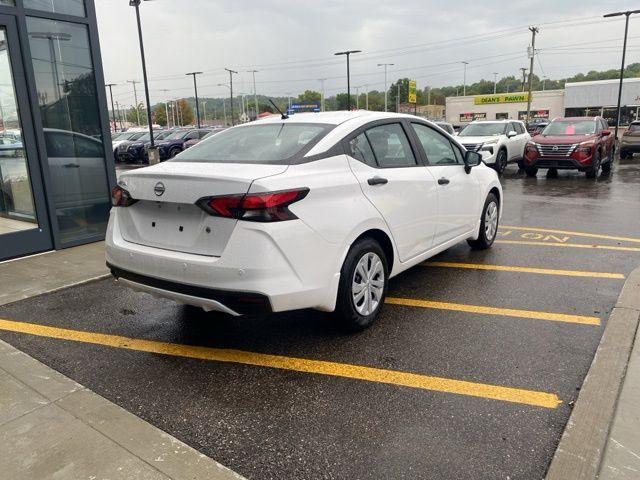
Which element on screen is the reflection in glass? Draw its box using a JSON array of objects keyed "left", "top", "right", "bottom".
[
  {"left": 23, "top": 0, "right": 85, "bottom": 17},
  {"left": 0, "top": 0, "right": 15, "bottom": 5},
  {"left": 27, "top": 17, "right": 109, "bottom": 244},
  {"left": 0, "top": 28, "right": 39, "bottom": 236}
]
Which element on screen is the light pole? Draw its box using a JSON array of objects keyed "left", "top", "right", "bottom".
[
  {"left": 364, "top": 85, "right": 369, "bottom": 110},
  {"left": 525, "top": 26, "right": 539, "bottom": 123},
  {"left": 462, "top": 61, "right": 469, "bottom": 96},
  {"left": 126, "top": 80, "right": 140, "bottom": 125},
  {"left": 218, "top": 83, "right": 231, "bottom": 125},
  {"left": 377, "top": 63, "right": 394, "bottom": 112},
  {"left": 224, "top": 68, "right": 237, "bottom": 125},
  {"left": 397, "top": 83, "right": 400, "bottom": 112},
  {"left": 186, "top": 72, "right": 203, "bottom": 127},
  {"left": 129, "top": 0, "right": 155, "bottom": 146},
  {"left": 520, "top": 67, "right": 528, "bottom": 92},
  {"left": 202, "top": 100, "right": 207, "bottom": 125},
  {"left": 105, "top": 83, "right": 117, "bottom": 132},
  {"left": 604, "top": 9, "right": 640, "bottom": 141},
  {"left": 159, "top": 88, "right": 170, "bottom": 127},
  {"left": 334, "top": 50, "right": 361, "bottom": 111},
  {"left": 247, "top": 70, "right": 259, "bottom": 119},
  {"left": 354, "top": 85, "right": 360, "bottom": 109},
  {"left": 492, "top": 72, "right": 498, "bottom": 94},
  {"left": 318, "top": 78, "right": 327, "bottom": 112}
]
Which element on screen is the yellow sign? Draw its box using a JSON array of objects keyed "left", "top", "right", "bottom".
[
  {"left": 408, "top": 80, "right": 417, "bottom": 104},
  {"left": 474, "top": 93, "right": 529, "bottom": 105}
]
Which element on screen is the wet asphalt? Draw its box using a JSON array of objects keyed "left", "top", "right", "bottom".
[{"left": 1, "top": 158, "right": 640, "bottom": 479}]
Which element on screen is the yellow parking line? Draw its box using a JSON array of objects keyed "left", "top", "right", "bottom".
[
  {"left": 495, "top": 240, "right": 640, "bottom": 253},
  {"left": 0, "top": 318, "right": 561, "bottom": 409},
  {"left": 385, "top": 297, "right": 600, "bottom": 326},
  {"left": 501, "top": 226, "right": 640, "bottom": 244},
  {"left": 423, "top": 261, "right": 625, "bottom": 279}
]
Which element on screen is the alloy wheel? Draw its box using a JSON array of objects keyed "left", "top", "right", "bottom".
[
  {"left": 484, "top": 201, "right": 498, "bottom": 241},
  {"left": 352, "top": 252, "right": 385, "bottom": 316}
]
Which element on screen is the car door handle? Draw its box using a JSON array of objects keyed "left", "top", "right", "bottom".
[
  {"left": 64, "top": 163, "right": 80, "bottom": 168},
  {"left": 367, "top": 176, "right": 388, "bottom": 186},
  {"left": 438, "top": 177, "right": 450, "bottom": 185}
]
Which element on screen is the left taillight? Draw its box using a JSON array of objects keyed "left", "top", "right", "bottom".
[
  {"left": 111, "top": 185, "right": 138, "bottom": 207},
  {"left": 196, "top": 188, "right": 309, "bottom": 222}
]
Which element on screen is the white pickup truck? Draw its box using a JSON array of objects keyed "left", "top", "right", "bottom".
[{"left": 456, "top": 120, "right": 530, "bottom": 174}]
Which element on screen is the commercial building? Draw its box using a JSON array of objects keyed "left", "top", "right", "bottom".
[
  {"left": 446, "top": 90, "right": 564, "bottom": 125},
  {"left": 398, "top": 103, "right": 445, "bottom": 119},
  {"left": 0, "top": 0, "right": 114, "bottom": 261},
  {"left": 445, "top": 78, "right": 640, "bottom": 127}
]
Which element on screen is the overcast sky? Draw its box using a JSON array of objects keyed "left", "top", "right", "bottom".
[{"left": 95, "top": 0, "right": 640, "bottom": 107}]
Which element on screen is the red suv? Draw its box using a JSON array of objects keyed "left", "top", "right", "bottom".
[{"left": 521, "top": 117, "right": 614, "bottom": 178}]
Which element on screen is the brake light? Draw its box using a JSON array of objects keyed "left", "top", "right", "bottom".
[
  {"left": 111, "top": 185, "right": 138, "bottom": 207},
  {"left": 196, "top": 188, "right": 309, "bottom": 222}
]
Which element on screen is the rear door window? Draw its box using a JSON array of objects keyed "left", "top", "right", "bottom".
[
  {"left": 347, "top": 133, "right": 377, "bottom": 167},
  {"left": 365, "top": 123, "right": 417, "bottom": 168}
]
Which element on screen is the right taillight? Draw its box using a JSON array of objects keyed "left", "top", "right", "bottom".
[
  {"left": 111, "top": 185, "right": 138, "bottom": 207},
  {"left": 196, "top": 188, "right": 309, "bottom": 222}
]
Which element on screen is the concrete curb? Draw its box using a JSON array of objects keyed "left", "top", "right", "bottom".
[{"left": 546, "top": 267, "right": 640, "bottom": 480}]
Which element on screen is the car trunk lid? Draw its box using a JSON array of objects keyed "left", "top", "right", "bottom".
[{"left": 116, "top": 161, "right": 288, "bottom": 256}]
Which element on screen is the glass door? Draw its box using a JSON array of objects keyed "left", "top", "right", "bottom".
[{"left": 0, "top": 14, "right": 52, "bottom": 260}]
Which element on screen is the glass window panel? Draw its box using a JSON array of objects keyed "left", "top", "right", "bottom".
[
  {"left": 365, "top": 123, "right": 416, "bottom": 168},
  {"left": 24, "top": 0, "right": 85, "bottom": 17},
  {"left": 347, "top": 133, "right": 377, "bottom": 167},
  {"left": 0, "top": 28, "right": 39, "bottom": 235},
  {"left": 412, "top": 123, "right": 460, "bottom": 165},
  {"left": 0, "top": 1, "right": 16, "bottom": 6},
  {"left": 27, "top": 17, "right": 110, "bottom": 244}
]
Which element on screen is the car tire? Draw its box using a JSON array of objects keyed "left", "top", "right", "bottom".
[
  {"left": 335, "top": 238, "right": 388, "bottom": 332},
  {"left": 586, "top": 150, "right": 601, "bottom": 179},
  {"left": 494, "top": 149, "right": 508, "bottom": 174},
  {"left": 602, "top": 151, "right": 613, "bottom": 174},
  {"left": 620, "top": 149, "right": 628, "bottom": 160},
  {"left": 169, "top": 147, "right": 181, "bottom": 158},
  {"left": 467, "top": 192, "right": 499, "bottom": 250},
  {"left": 546, "top": 168, "right": 558, "bottom": 178},
  {"left": 524, "top": 166, "right": 538, "bottom": 177}
]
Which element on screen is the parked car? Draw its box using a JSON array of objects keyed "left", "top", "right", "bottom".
[
  {"left": 113, "top": 131, "right": 148, "bottom": 161},
  {"left": 183, "top": 127, "right": 227, "bottom": 149},
  {"left": 457, "top": 120, "right": 530, "bottom": 174},
  {"left": 434, "top": 122, "right": 455, "bottom": 135},
  {"left": 526, "top": 118, "right": 549, "bottom": 136},
  {"left": 107, "top": 111, "right": 502, "bottom": 331},
  {"left": 522, "top": 116, "right": 614, "bottom": 178},
  {"left": 0, "top": 137, "right": 23, "bottom": 157},
  {"left": 619, "top": 121, "right": 640, "bottom": 159},
  {"left": 118, "top": 130, "right": 175, "bottom": 164},
  {"left": 153, "top": 128, "right": 212, "bottom": 160}
]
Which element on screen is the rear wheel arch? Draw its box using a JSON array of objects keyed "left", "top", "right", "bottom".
[{"left": 351, "top": 229, "right": 394, "bottom": 274}]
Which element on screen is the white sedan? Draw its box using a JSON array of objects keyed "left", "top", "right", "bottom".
[{"left": 106, "top": 111, "right": 502, "bottom": 330}]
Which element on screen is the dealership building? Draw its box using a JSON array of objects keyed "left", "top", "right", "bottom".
[
  {"left": 445, "top": 78, "right": 640, "bottom": 127},
  {"left": 0, "top": 0, "right": 114, "bottom": 262}
]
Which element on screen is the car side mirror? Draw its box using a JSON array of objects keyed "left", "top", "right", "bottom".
[
  {"left": 464, "top": 150, "right": 481, "bottom": 174},
  {"left": 602, "top": 130, "right": 611, "bottom": 136},
  {"left": 507, "top": 130, "right": 517, "bottom": 138}
]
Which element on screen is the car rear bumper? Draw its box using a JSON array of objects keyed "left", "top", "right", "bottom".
[{"left": 105, "top": 210, "right": 345, "bottom": 314}]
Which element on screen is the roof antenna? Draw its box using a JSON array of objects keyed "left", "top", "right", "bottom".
[{"left": 269, "top": 98, "right": 289, "bottom": 120}]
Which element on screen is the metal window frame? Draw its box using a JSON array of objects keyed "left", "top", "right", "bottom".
[{"left": 0, "top": 0, "right": 115, "bottom": 251}]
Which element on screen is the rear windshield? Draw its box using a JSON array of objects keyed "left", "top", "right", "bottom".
[
  {"left": 172, "top": 123, "right": 333, "bottom": 164},
  {"left": 542, "top": 120, "right": 595, "bottom": 135},
  {"left": 459, "top": 123, "right": 507, "bottom": 136}
]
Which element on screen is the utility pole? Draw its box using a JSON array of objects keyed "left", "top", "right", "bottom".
[
  {"left": 318, "top": 78, "right": 327, "bottom": 112},
  {"left": 105, "top": 83, "right": 117, "bottom": 132},
  {"left": 247, "top": 70, "right": 259, "bottom": 119},
  {"left": 492, "top": 72, "right": 498, "bottom": 94},
  {"left": 159, "top": 88, "right": 170, "bottom": 127},
  {"left": 462, "top": 61, "right": 469, "bottom": 96},
  {"left": 126, "top": 80, "right": 140, "bottom": 125},
  {"left": 115, "top": 101, "right": 123, "bottom": 130},
  {"left": 186, "top": 71, "right": 203, "bottom": 127},
  {"left": 354, "top": 86, "right": 360, "bottom": 109},
  {"left": 542, "top": 77, "right": 547, "bottom": 91},
  {"left": 525, "top": 26, "right": 539, "bottom": 123},
  {"left": 604, "top": 9, "right": 640, "bottom": 141},
  {"left": 203, "top": 100, "right": 207, "bottom": 125},
  {"left": 129, "top": 0, "right": 155, "bottom": 145},
  {"left": 377, "top": 63, "right": 394, "bottom": 112},
  {"left": 364, "top": 85, "right": 369, "bottom": 110},
  {"left": 397, "top": 83, "right": 400, "bottom": 112},
  {"left": 426, "top": 86, "right": 431, "bottom": 105},
  {"left": 222, "top": 98, "right": 227, "bottom": 126},
  {"left": 224, "top": 68, "right": 237, "bottom": 125},
  {"left": 520, "top": 68, "right": 528, "bottom": 92},
  {"left": 334, "top": 50, "right": 361, "bottom": 111}
]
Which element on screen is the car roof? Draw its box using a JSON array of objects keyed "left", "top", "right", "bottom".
[
  {"left": 470, "top": 119, "right": 519, "bottom": 123},
  {"left": 554, "top": 117, "right": 599, "bottom": 121},
  {"left": 251, "top": 110, "right": 419, "bottom": 126}
]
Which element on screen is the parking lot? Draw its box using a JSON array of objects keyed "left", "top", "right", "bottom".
[{"left": 0, "top": 159, "right": 639, "bottom": 479}]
